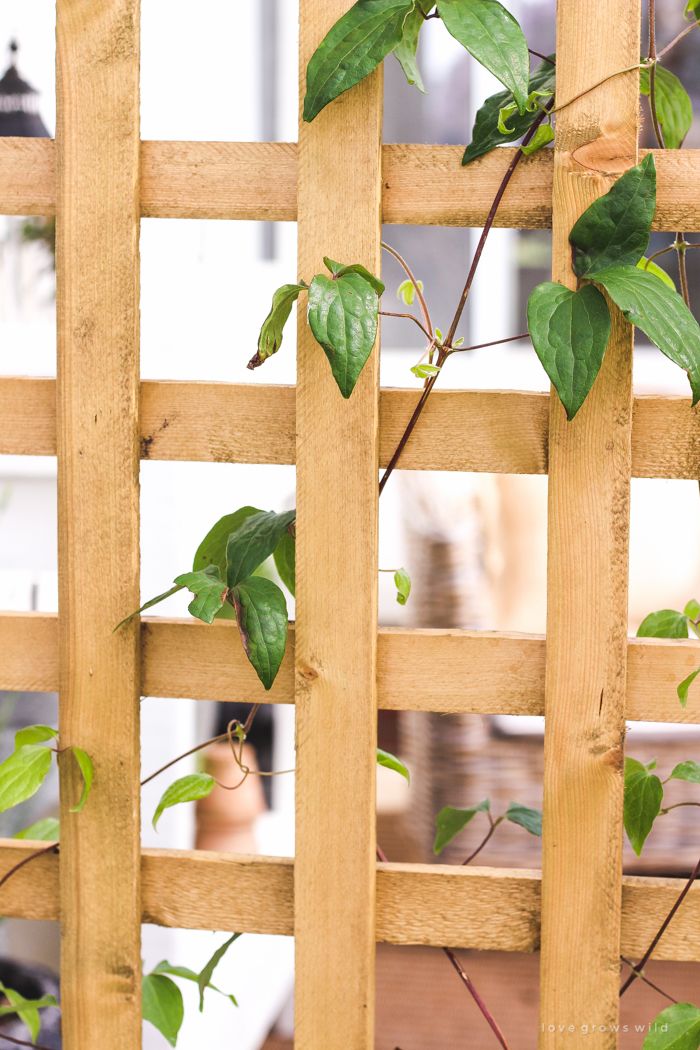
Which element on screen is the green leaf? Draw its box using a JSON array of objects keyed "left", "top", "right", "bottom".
[
  {"left": 114, "top": 583, "right": 184, "bottom": 631},
  {"left": 527, "top": 281, "right": 611, "bottom": 419},
  {"left": 273, "top": 529, "right": 295, "bottom": 597},
  {"left": 393, "top": 567, "right": 411, "bottom": 605},
  {"left": 638, "top": 608, "right": 689, "bottom": 638},
  {"left": 307, "top": 271, "right": 380, "bottom": 398},
  {"left": 0, "top": 984, "right": 57, "bottom": 1043},
  {"left": 376, "top": 747, "right": 410, "bottom": 783},
  {"left": 438, "top": 0, "right": 530, "bottom": 112},
  {"left": 397, "top": 278, "right": 423, "bottom": 306},
  {"left": 67, "top": 746, "right": 94, "bottom": 813},
  {"left": 193, "top": 508, "right": 262, "bottom": 577},
  {"left": 225, "top": 509, "right": 296, "bottom": 590},
  {"left": 324, "top": 257, "right": 385, "bottom": 295},
  {"left": 643, "top": 1003, "right": 700, "bottom": 1050},
  {"left": 592, "top": 264, "right": 700, "bottom": 404},
  {"left": 687, "top": 0, "right": 700, "bottom": 17},
  {"left": 153, "top": 773, "right": 215, "bottom": 830},
  {"left": 684, "top": 599, "right": 700, "bottom": 621},
  {"left": 505, "top": 802, "right": 542, "bottom": 836},
  {"left": 393, "top": 1, "right": 433, "bottom": 92},
  {"left": 637, "top": 255, "right": 676, "bottom": 290},
  {"left": 670, "top": 760, "right": 700, "bottom": 783},
  {"left": 14, "top": 816, "right": 60, "bottom": 841},
  {"left": 142, "top": 973, "right": 184, "bottom": 1048},
  {"left": 173, "top": 567, "right": 229, "bottom": 625},
  {"left": 520, "top": 123, "right": 554, "bottom": 156},
  {"left": 14, "top": 724, "right": 58, "bottom": 748},
  {"left": 678, "top": 669, "right": 700, "bottom": 707},
  {"left": 248, "top": 283, "right": 306, "bottom": 370},
  {"left": 410, "top": 363, "right": 441, "bottom": 379},
  {"left": 569, "top": 154, "right": 656, "bottom": 277},
  {"left": 624, "top": 757, "right": 664, "bottom": 855},
  {"left": 0, "top": 744, "right": 53, "bottom": 814},
  {"left": 497, "top": 101, "right": 518, "bottom": 134},
  {"left": 303, "top": 0, "right": 415, "bottom": 122},
  {"left": 640, "top": 65, "right": 693, "bottom": 149},
  {"left": 433, "top": 799, "right": 490, "bottom": 855},
  {"left": 462, "top": 56, "right": 555, "bottom": 165},
  {"left": 231, "top": 577, "right": 288, "bottom": 690},
  {"left": 195, "top": 933, "right": 241, "bottom": 1011}
]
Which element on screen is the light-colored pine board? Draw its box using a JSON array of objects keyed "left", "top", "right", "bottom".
[
  {"left": 0, "top": 137, "right": 55, "bottom": 216},
  {"left": 3, "top": 842, "right": 700, "bottom": 962},
  {"left": 539, "top": 2, "right": 641, "bottom": 1045},
  {"left": 1, "top": 137, "right": 698, "bottom": 229},
  {"left": 2, "top": 612, "right": 699, "bottom": 721},
  {"left": 140, "top": 140, "right": 297, "bottom": 220},
  {"left": 3, "top": 376, "right": 698, "bottom": 481},
  {"left": 294, "top": 4, "right": 382, "bottom": 1045},
  {"left": 55, "top": 2, "right": 142, "bottom": 1046}
]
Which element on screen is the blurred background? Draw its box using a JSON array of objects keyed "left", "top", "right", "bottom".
[{"left": 0, "top": 1, "right": 698, "bottom": 1047}]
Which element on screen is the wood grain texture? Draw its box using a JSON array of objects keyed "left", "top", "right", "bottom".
[
  {"left": 2, "top": 613, "right": 698, "bottom": 722},
  {"left": 55, "top": 2, "right": 142, "bottom": 1046},
  {"left": 3, "top": 842, "right": 700, "bottom": 962},
  {"left": 1, "top": 137, "right": 698, "bottom": 228},
  {"left": 294, "top": 4, "right": 382, "bottom": 1045},
  {"left": 2, "top": 376, "right": 697, "bottom": 480},
  {"left": 539, "top": 2, "right": 641, "bottom": 1045}
]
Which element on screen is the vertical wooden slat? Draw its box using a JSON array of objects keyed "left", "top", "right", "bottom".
[
  {"left": 294, "top": 3, "right": 382, "bottom": 1046},
  {"left": 539, "top": 2, "right": 641, "bottom": 1046},
  {"left": 56, "top": 2, "right": 142, "bottom": 1047}
]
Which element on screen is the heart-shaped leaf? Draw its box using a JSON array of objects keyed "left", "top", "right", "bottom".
[
  {"left": 14, "top": 817, "right": 60, "bottom": 841},
  {"left": 142, "top": 973, "right": 184, "bottom": 1048},
  {"left": 433, "top": 799, "right": 490, "bottom": 855},
  {"left": 231, "top": 576, "right": 288, "bottom": 690},
  {"left": 527, "top": 281, "right": 611, "bottom": 419},
  {"left": 308, "top": 272, "right": 380, "bottom": 398},
  {"left": 643, "top": 1003, "right": 700, "bottom": 1050},
  {"left": 303, "top": 0, "right": 415, "bottom": 122},
  {"left": 637, "top": 608, "right": 690, "bottom": 638},
  {"left": 678, "top": 668, "right": 700, "bottom": 707},
  {"left": 592, "top": 264, "right": 700, "bottom": 404},
  {"left": 174, "top": 567, "right": 229, "bottom": 625},
  {"left": 14, "top": 725, "right": 58, "bottom": 748},
  {"left": 152, "top": 773, "right": 215, "bottom": 830},
  {"left": 438, "top": 0, "right": 530, "bottom": 112},
  {"left": 640, "top": 65, "right": 693, "bottom": 149},
  {"left": 505, "top": 802, "right": 542, "bottom": 836},
  {"left": 248, "top": 283, "right": 306, "bottom": 370},
  {"left": 569, "top": 154, "right": 656, "bottom": 277},
  {"left": 463, "top": 56, "right": 555, "bottom": 165},
  {"left": 225, "top": 509, "right": 296, "bottom": 590},
  {"left": 624, "top": 757, "right": 664, "bottom": 856},
  {"left": 393, "top": 568, "right": 411, "bottom": 606},
  {"left": 670, "top": 760, "right": 700, "bottom": 783},
  {"left": 0, "top": 744, "right": 53, "bottom": 814}
]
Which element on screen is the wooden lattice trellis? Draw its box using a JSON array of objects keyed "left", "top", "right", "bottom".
[{"left": 1, "top": 0, "right": 700, "bottom": 1047}]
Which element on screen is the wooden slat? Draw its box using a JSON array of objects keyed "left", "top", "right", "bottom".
[
  {"left": 2, "top": 377, "right": 698, "bottom": 481},
  {"left": 1, "top": 137, "right": 699, "bottom": 229},
  {"left": 539, "top": 2, "right": 640, "bottom": 1045},
  {"left": 294, "top": 3, "right": 382, "bottom": 1045},
  {"left": 3, "top": 843, "right": 700, "bottom": 962},
  {"left": 56, "top": 2, "right": 142, "bottom": 1047},
  {"left": 2, "top": 612, "right": 698, "bottom": 722}
]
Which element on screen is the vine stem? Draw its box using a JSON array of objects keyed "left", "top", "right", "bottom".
[
  {"left": 379, "top": 310, "right": 432, "bottom": 342},
  {"left": 0, "top": 841, "right": 58, "bottom": 893},
  {"left": 647, "top": 0, "right": 665, "bottom": 150},
  {"left": 381, "top": 241, "right": 433, "bottom": 337},
  {"left": 619, "top": 853, "right": 700, "bottom": 996},
  {"left": 657, "top": 18, "right": 699, "bottom": 60},
  {"left": 0, "top": 1035, "right": 54, "bottom": 1050},
  {"left": 619, "top": 956, "right": 677, "bottom": 1004}
]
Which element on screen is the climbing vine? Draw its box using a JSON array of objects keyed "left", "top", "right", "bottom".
[{"left": 1, "top": 0, "right": 700, "bottom": 1047}]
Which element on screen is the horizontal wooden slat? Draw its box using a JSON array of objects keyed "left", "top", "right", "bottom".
[
  {"left": 2, "top": 843, "right": 699, "bottom": 960},
  {"left": 2, "top": 613, "right": 698, "bottom": 723},
  {"left": 0, "top": 138, "right": 698, "bottom": 229},
  {"left": 2, "top": 378, "right": 698, "bottom": 480}
]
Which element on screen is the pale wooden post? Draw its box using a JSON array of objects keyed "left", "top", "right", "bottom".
[
  {"left": 539, "top": 0, "right": 641, "bottom": 1045},
  {"left": 56, "top": 2, "right": 142, "bottom": 1047},
  {"left": 294, "top": 1, "right": 383, "bottom": 1046}
]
